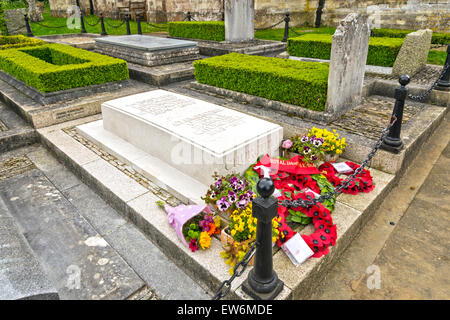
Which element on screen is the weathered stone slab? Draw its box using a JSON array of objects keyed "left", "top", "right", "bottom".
[
  {"left": 0, "top": 198, "right": 59, "bottom": 300},
  {"left": 392, "top": 29, "right": 433, "bottom": 77},
  {"left": 95, "top": 35, "right": 200, "bottom": 67},
  {"left": 224, "top": 0, "right": 255, "bottom": 42},
  {"left": 94, "top": 90, "right": 282, "bottom": 186},
  {"left": 0, "top": 169, "right": 145, "bottom": 300},
  {"left": 326, "top": 13, "right": 371, "bottom": 117},
  {"left": 4, "top": 9, "right": 26, "bottom": 35}
]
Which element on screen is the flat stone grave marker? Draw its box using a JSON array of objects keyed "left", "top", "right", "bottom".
[
  {"left": 95, "top": 35, "right": 200, "bottom": 67},
  {"left": 77, "top": 90, "right": 282, "bottom": 201}
]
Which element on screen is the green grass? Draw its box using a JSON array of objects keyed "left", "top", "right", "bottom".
[
  {"left": 255, "top": 26, "right": 335, "bottom": 41},
  {"left": 427, "top": 50, "right": 447, "bottom": 65},
  {"left": 26, "top": 8, "right": 167, "bottom": 36},
  {"left": 3, "top": 0, "right": 27, "bottom": 10}
]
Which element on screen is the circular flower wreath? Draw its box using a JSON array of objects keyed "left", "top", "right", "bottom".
[{"left": 252, "top": 161, "right": 375, "bottom": 258}]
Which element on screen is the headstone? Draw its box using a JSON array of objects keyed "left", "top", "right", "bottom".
[
  {"left": 94, "top": 35, "right": 200, "bottom": 67},
  {"left": 4, "top": 9, "right": 27, "bottom": 35},
  {"left": 224, "top": 0, "right": 255, "bottom": 42},
  {"left": 392, "top": 29, "right": 432, "bottom": 77},
  {"left": 26, "top": 0, "right": 43, "bottom": 22},
  {"left": 326, "top": 13, "right": 371, "bottom": 116},
  {"left": 96, "top": 90, "right": 282, "bottom": 186}
]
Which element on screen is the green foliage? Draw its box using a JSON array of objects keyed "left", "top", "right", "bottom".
[
  {"left": 371, "top": 28, "right": 450, "bottom": 45},
  {"left": 168, "top": 21, "right": 225, "bottom": 41},
  {"left": 427, "top": 50, "right": 447, "bottom": 65},
  {"left": 194, "top": 53, "right": 329, "bottom": 111},
  {"left": 255, "top": 26, "right": 335, "bottom": 41},
  {"left": 0, "top": 35, "right": 45, "bottom": 49},
  {"left": 0, "top": 43, "right": 129, "bottom": 92},
  {"left": 2, "top": 0, "right": 27, "bottom": 10},
  {"left": 0, "top": 1, "right": 7, "bottom": 36},
  {"left": 287, "top": 34, "right": 404, "bottom": 67}
]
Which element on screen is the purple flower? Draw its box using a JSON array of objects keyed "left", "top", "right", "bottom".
[
  {"left": 282, "top": 139, "right": 293, "bottom": 149},
  {"left": 236, "top": 198, "right": 248, "bottom": 209},
  {"left": 301, "top": 136, "right": 309, "bottom": 143},
  {"left": 313, "top": 139, "right": 323, "bottom": 147},
  {"left": 215, "top": 179, "right": 223, "bottom": 189},
  {"left": 228, "top": 191, "right": 237, "bottom": 203},
  {"left": 216, "top": 196, "right": 231, "bottom": 212},
  {"left": 303, "top": 146, "right": 311, "bottom": 155}
]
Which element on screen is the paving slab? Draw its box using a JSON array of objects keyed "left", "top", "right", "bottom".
[
  {"left": 0, "top": 169, "right": 145, "bottom": 300},
  {"left": 0, "top": 198, "right": 59, "bottom": 300}
]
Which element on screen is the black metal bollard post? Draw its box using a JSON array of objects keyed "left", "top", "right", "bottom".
[
  {"left": 137, "top": 14, "right": 142, "bottom": 35},
  {"left": 187, "top": 12, "right": 192, "bottom": 21},
  {"left": 381, "top": 75, "right": 410, "bottom": 154},
  {"left": 80, "top": 13, "right": 87, "bottom": 33},
  {"left": 282, "top": 13, "right": 290, "bottom": 43},
  {"left": 436, "top": 44, "right": 450, "bottom": 91},
  {"left": 89, "top": 0, "right": 94, "bottom": 15},
  {"left": 125, "top": 14, "right": 131, "bottom": 35},
  {"left": 100, "top": 13, "right": 107, "bottom": 36},
  {"left": 24, "top": 14, "right": 34, "bottom": 37},
  {"left": 242, "top": 176, "right": 284, "bottom": 300}
]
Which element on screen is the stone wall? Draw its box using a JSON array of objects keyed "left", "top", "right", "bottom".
[{"left": 47, "top": 0, "right": 450, "bottom": 31}]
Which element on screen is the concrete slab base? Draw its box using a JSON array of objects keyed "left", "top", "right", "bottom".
[{"left": 37, "top": 115, "right": 398, "bottom": 300}]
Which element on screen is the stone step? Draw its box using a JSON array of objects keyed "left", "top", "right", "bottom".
[
  {"left": 38, "top": 115, "right": 399, "bottom": 300},
  {"left": 0, "top": 197, "right": 59, "bottom": 300},
  {"left": 0, "top": 101, "right": 37, "bottom": 153}
]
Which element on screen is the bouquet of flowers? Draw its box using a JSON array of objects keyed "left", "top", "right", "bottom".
[
  {"left": 183, "top": 213, "right": 221, "bottom": 252},
  {"left": 281, "top": 134, "right": 324, "bottom": 166},
  {"left": 202, "top": 173, "right": 254, "bottom": 215},
  {"left": 308, "top": 127, "right": 346, "bottom": 158},
  {"left": 220, "top": 203, "right": 282, "bottom": 274}
]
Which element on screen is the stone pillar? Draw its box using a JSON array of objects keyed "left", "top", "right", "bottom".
[
  {"left": 326, "top": 13, "right": 371, "bottom": 117},
  {"left": 392, "top": 29, "right": 433, "bottom": 78},
  {"left": 26, "top": 0, "right": 43, "bottom": 22},
  {"left": 224, "top": 0, "right": 254, "bottom": 42}
]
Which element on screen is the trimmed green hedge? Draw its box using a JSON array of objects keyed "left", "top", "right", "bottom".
[
  {"left": 371, "top": 28, "right": 450, "bottom": 45},
  {"left": 168, "top": 21, "right": 225, "bottom": 41},
  {"left": 194, "top": 53, "right": 329, "bottom": 111},
  {"left": 0, "top": 43, "right": 129, "bottom": 92},
  {"left": 287, "top": 34, "right": 405, "bottom": 67},
  {"left": 0, "top": 35, "right": 46, "bottom": 49},
  {"left": 0, "top": 2, "right": 7, "bottom": 36}
]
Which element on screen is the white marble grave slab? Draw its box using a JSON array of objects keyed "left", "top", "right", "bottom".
[
  {"left": 98, "top": 90, "right": 282, "bottom": 185},
  {"left": 95, "top": 35, "right": 197, "bottom": 52}
]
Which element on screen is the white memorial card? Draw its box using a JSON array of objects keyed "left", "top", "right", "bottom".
[
  {"left": 331, "top": 162, "right": 354, "bottom": 174},
  {"left": 281, "top": 233, "right": 314, "bottom": 267}
]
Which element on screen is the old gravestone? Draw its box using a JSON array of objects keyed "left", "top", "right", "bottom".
[
  {"left": 27, "top": 0, "right": 44, "bottom": 22},
  {"left": 392, "top": 29, "right": 433, "bottom": 77},
  {"left": 4, "top": 9, "right": 27, "bottom": 35},
  {"left": 326, "top": 13, "right": 371, "bottom": 117},
  {"left": 224, "top": 0, "right": 255, "bottom": 42}
]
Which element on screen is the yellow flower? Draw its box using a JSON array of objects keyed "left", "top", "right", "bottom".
[
  {"left": 231, "top": 229, "right": 237, "bottom": 237},
  {"left": 199, "top": 232, "right": 211, "bottom": 250}
]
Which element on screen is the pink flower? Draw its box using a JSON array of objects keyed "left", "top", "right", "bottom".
[{"left": 282, "top": 139, "right": 293, "bottom": 149}]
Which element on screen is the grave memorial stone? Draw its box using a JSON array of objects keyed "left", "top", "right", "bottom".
[
  {"left": 326, "top": 13, "right": 371, "bottom": 117},
  {"left": 77, "top": 90, "right": 283, "bottom": 202},
  {"left": 392, "top": 29, "right": 433, "bottom": 77},
  {"left": 4, "top": 9, "right": 27, "bottom": 35},
  {"left": 224, "top": 0, "right": 255, "bottom": 42},
  {"left": 95, "top": 35, "right": 200, "bottom": 67}
]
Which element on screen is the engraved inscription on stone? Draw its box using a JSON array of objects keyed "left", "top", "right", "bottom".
[
  {"left": 128, "top": 94, "right": 195, "bottom": 116},
  {"left": 54, "top": 107, "right": 85, "bottom": 121},
  {"left": 173, "top": 109, "right": 244, "bottom": 136}
]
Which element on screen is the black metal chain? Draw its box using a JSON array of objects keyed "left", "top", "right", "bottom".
[
  {"left": 281, "top": 117, "right": 397, "bottom": 209},
  {"left": 104, "top": 19, "right": 126, "bottom": 29},
  {"left": 407, "top": 63, "right": 449, "bottom": 101},
  {"left": 289, "top": 27, "right": 303, "bottom": 36},
  {"left": 255, "top": 18, "right": 285, "bottom": 31},
  {"left": 84, "top": 16, "right": 100, "bottom": 27},
  {"left": 212, "top": 242, "right": 258, "bottom": 300},
  {"left": 144, "top": 21, "right": 167, "bottom": 29}
]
